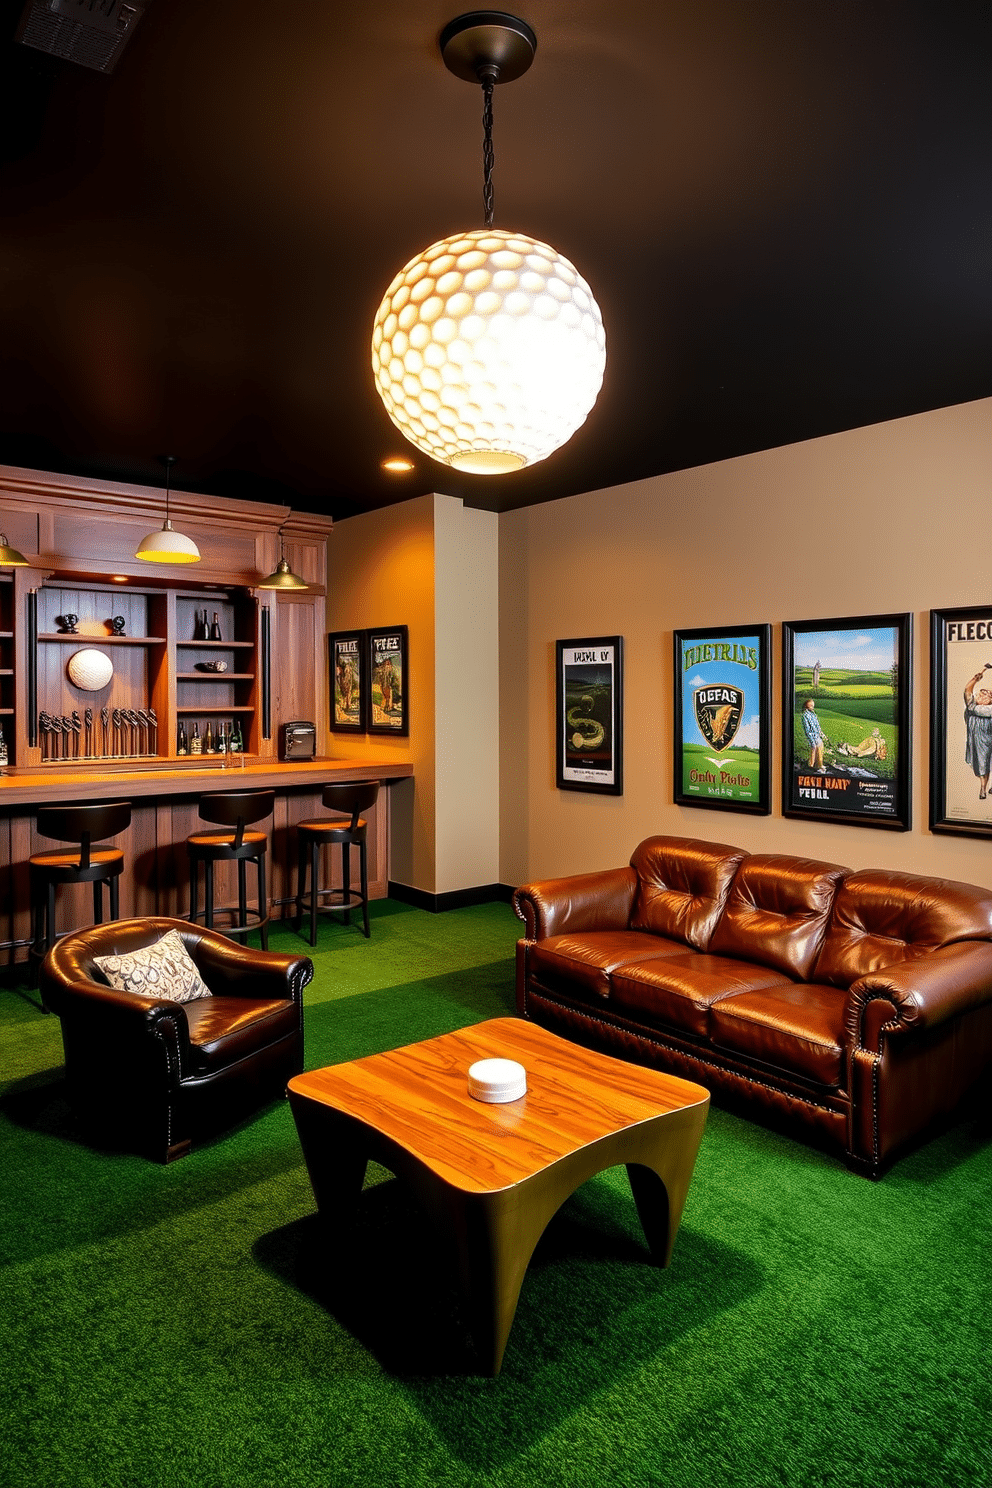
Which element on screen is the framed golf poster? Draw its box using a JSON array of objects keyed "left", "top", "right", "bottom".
[
  {"left": 783, "top": 613, "right": 912, "bottom": 830},
  {"left": 367, "top": 625, "right": 408, "bottom": 735},
  {"left": 673, "top": 624, "right": 771, "bottom": 814},
  {"left": 328, "top": 630, "right": 365, "bottom": 732},
  {"left": 555, "top": 636, "right": 624, "bottom": 794},
  {"left": 930, "top": 605, "right": 992, "bottom": 839}
]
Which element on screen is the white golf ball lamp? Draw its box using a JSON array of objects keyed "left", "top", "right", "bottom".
[{"left": 372, "top": 12, "right": 606, "bottom": 475}]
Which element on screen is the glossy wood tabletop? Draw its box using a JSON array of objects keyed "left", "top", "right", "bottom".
[{"left": 289, "top": 1017, "right": 710, "bottom": 1195}]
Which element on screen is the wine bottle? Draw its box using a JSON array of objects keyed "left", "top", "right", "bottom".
[
  {"left": 230, "top": 720, "right": 242, "bottom": 754},
  {"left": 193, "top": 609, "right": 206, "bottom": 641},
  {"left": 177, "top": 721, "right": 188, "bottom": 756},
  {"left": 209, "top": 612, "right": 222, "bottom": 641},
  {"left": 216, "top": 721, "right": 227, "bottom": 755},
  {"left": 190, "top": 722, "right": 202, "bottom": 755},
  {"left": 204, "top": 721, "right": 214, "bottom": 754}
]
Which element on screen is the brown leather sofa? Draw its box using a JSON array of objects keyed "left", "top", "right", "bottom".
[
  {"left": 514, "top": 837, "right": 992, "bottom": 1177},
  {"left": 39, "top": 916, "right": 313, "bottom": 1162}
]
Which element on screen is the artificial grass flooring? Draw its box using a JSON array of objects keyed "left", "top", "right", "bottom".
[{"left": 1, "top": 899, "right": 989, "bottom": 1488}]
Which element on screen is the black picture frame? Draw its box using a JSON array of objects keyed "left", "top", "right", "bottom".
[
  {"left": 555, "top": 636, "right": 624, "bottom": 795},
  {"left": 782, "top": 613, "right": 912, "bottom": 830},
  {"left": 929, "top": 606, "right": 992, "bottom": 839},
  {"left": 367, "top": 625, "right": 409, "bottom": 736},
  {"left": 328, "top": 630, "right": 366, "bottom": 732},
  {"left": 673, "top": 624, "right": 771, "bottom": 814}
]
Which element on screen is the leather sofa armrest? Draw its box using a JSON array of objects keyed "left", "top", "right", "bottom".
[
  {"left": 513, "top": 866, "right": 637, "bottom": 941},
  {"left": 190, "top": 934, "right": 314, "bottom": 1005},
  {"left": 844, "top": 940, "right": 992, "bottom": 1049}
]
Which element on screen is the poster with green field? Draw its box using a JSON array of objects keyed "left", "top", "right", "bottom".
[
  {"left": 675, "top": 627, "right": 770, "bottom": 813},
  {"left": 785, "top": 617, "right": 911, "bottom": 827}
]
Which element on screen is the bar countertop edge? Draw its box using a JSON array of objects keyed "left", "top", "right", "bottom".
[{"left": 0, "top": 757, "right": 413, "bottom": 807}]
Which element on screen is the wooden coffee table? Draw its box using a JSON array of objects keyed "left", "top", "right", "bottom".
[{"left": 287, "top": 1016, "right": 710, "bottom": 1375}]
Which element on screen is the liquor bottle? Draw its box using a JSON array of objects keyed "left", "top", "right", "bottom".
[
  {"left": 190, "top": 722, "right": 202, "bottom": 755},
  {"left": 229, "top": 720, "right": 241, "bottom": 754},
  {"left": 209, "top": 612, "right": 223, "bottom": 641},
  {"left": 193, "top": 609, "right": 207, "bottom": 641},
  {"left": 204, "top": 721, "right": 214, "bottom": 754},
  {"left": 177, "top": 721, "right": 188, "bottom": 756},
  {"left": 216, "top": 721, "right": 227, "bottom": 755}
]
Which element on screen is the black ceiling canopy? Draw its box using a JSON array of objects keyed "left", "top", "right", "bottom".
[{"left": 0, "top": 0, "right": 988, "bottom": 521}]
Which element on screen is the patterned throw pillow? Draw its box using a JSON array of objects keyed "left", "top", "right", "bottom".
[{"left": 94, "top": 928, "right": 212, "bottom": 1003}]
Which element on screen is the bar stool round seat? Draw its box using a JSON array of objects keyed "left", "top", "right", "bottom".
[
  {"left": 30, "top": 801, "right": 132, "bottom": 975},
  {"left": 295, "top": 781, "right": 380, "bottom": 945},
  {"left": 187, "top": 790, "right": 274, "bottom": 949}
]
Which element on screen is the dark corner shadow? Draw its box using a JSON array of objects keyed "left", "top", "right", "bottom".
[
  {"left": 254, "top": 1168, "right": 760, "bottom": 1470},
  {"left": 883, "top": 1094, "right": 992, "bottom": 1187},
  {"left": 1, "top": 1067, "right": 305, "bottom": 1263},
  {"left": 302, "top": 961, "right": 517, "bottom": 1063}
]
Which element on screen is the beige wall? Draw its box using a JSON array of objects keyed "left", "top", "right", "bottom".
[
  {"left": 326, "top": 493, "right": 436, "bottom": 890},
  {"left": 499, "top": 397, "right": 992, "bottom": 891},
  {"left": 327, "top": 493, "right": 499, "bottom": 896},
  {"left": 434, "top": 498, "right": 500, "bottom": 893}
]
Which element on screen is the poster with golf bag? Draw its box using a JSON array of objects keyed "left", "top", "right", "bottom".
[
  {"left": 673, "top": 624, "right": 771, "bottom": 813},
  {"left": 783, "top": 614, "right": 912, "bottom": 830},
  {"left": 556, "top": 636, "right": 623, "bottom": 794},
  {"left": 930, "top": 605, "right": 992, "bottom": 839}
]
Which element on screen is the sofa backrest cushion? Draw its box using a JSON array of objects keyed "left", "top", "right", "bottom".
[
  {"left": 630, "top": 836, "right": 747, "bottom": 950},
  {"left": 815, "top": 869, "right": 992, "bottom": 987},
  {"left": 709, "top": 853, "right": 848, "bottom": 980}
]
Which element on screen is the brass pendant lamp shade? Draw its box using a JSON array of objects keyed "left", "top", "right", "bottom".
[
  {"left": 257, "top": 527, "right": 308, "bottom": 590},
  {"left": 0, "top": 534, "right": 29, "bottom": 566},
  {"left": 136, "top": 456, "right": 201, "bottom": 564},
  {"left": 371, "top": 12, "right": 606, "bottom": 475}
]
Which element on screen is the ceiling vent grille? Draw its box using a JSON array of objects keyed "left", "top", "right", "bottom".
[{"left": 15, "top": 0, "right": 150, "bottom": 74}]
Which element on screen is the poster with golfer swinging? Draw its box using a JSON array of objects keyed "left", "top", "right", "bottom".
[{"left": 782, "top": 614, "right": 912, "bottom": 830}]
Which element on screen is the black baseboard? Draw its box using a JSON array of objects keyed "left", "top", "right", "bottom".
[{"left": 387, "top": 881, "right": 515, "bottom": 914}]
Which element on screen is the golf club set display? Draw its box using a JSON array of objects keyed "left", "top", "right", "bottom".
[{"left": 38, "top": 705, "right": 158, "bottom": 761}]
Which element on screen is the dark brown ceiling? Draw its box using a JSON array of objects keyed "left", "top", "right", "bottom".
[{"left": 0, "top": 0, "right": 988, "bottom": 521}]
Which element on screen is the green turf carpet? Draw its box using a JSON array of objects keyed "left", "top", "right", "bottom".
[{"left": 1, "top": 901, "right": 990, "bottom": 1488}]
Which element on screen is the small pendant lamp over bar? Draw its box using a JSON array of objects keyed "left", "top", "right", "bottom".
[
  {"left": 371, "top": 12, "right": 606, "bottom": 475},
  {"left": 136, "top": 455, "right": 201, "bottom": 564},
  {"left": 256, "top": 525, "right": 308, "bottom": 590}
]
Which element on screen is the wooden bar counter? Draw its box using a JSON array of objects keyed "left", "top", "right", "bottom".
[{"left": 0, "top": 757, "right": 412, "bottom": 966}]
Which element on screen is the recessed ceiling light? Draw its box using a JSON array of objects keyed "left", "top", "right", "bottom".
[{"left": 382, "top": 457, "right": 415, "bottom": 473}]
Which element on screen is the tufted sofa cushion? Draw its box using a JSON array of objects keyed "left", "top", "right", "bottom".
[
  {"left": 709, "top": 854, "right": 848, "bottom": 981},
  {"left": 630, "top": 836, "right": 746, "bottom": 949},
  {"left": 814, "top": 869, "right": 992, "bottom": 988}
]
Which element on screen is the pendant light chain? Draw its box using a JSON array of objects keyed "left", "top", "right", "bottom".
[{"left": 481, "top": 71, "right": 496, "bottom": 227}]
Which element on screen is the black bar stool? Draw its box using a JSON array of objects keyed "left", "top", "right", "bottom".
[
  {"left": 187, "top": 790, "right": 274, "bottom": 948},
  {"left": 295, "top": 781, "right": 380, "bottom": 945},
  {"left": 30, "top": 801, "right": 132, "bottom": 975}
]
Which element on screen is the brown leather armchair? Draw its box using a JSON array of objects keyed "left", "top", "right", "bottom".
[{"left": 39, "top": 916, "right": 313, "bottom": 1162}]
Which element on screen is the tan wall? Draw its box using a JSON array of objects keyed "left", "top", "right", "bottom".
[
  {"left": 434, "top": 498, "right": 500, "bottom": 893},
  {"left": 326, "top": 492, "right": 500, "bottom": 897},
  {"left": 499, "top": 397, "right": 992, "bottom": 891},
  {"left": 326, "top": 494, "right": 436, "bottom": 891}
]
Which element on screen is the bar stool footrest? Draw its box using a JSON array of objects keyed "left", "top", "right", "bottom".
[{"left": 186, "top": 905, "right": 271, "bottom": 940}]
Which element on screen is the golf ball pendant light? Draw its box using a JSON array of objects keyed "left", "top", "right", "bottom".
[{"left": 372, "top": 13, "right": 606, "bottom": 475}]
